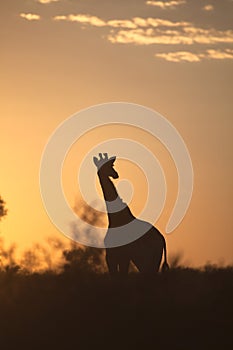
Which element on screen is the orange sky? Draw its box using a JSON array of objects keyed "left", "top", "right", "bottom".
[{"left": 1, "top": 0, "right": 233, "bottom": 267}]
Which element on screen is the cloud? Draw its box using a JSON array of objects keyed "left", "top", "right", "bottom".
[
  {"left": 53, "top": 14, "right": 106, "bottom": 27},
  {"left": 182, "top": 26, "right": 233, "bottom": 44},
  {"left": 203, "top": 4, "right": 214, "bottom": 11},
  {"left": 107, "top": 19, "right": 137, "bottom": 29},
  {"left": 108, "top": 24, "right": 233, "bottom": 46},
  {"left": 155, "top": 49, "right": 233, "bottom": 62},
  {"left": 53, "top": 14, "right": 233, "bottom": 46},
  {"left": 69, "top": 14, "right": 106, "bottom": 26},
  {"left": 133, "top": 17, "right": 189, "bottom": 27},
  {"left": 206, "top": 48, "right": 233, "bottom": 59},
  {"left": 52, "top": 12, "right": 233, "bottom": 62},
  {"left": 53, "top": 15, "right": 67, "bottom": 21},
  {"left": 156, "top": 51, "right": 201, "bottom": 62},
  {"left": 37, "top": 0, "right": 59, "bottom": 3},
  {"left": 108, "top": 28, "right": 193, "bottom": 45},
  {"left": 20, "top": 13, "right": 41, "bottom": 21},
  {"left": 53, "top": 14, "right": 189, "bottom": 29},
  {"left": 146, "top": 0, "right": 186, "bottom": 9}
]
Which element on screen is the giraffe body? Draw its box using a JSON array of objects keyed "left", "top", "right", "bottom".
[{"left": 93, "top": 153, "right": 169, "bottom": 275}]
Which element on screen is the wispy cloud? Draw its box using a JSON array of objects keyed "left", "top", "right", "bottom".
[
  {"left": 206, "top": 48, "right": 233, "bottom": 59},
  {"left": 107, "top": 19, "right": 137, "bottom": 29},
  {"left": 53, "top": 14, "right": 106, "bottom": 26},
  {"left": 182, "top": 26, "right": 233, "bottom": 44},
  {"left": 53, "top": 14, "right": 139, "bottom": 29},
  {"left": 133, "top": 17, "right": 189, "bottom": 27},
  {"left": 52, "top": 12, "right": 233, "bottom": 63},
  {"left": 53, "top": 14, "right": 233, "bottom": 46},
  {"left": 53, "top": 14, "right": 189, "bottom": 29},
  {"left": 108, "top": 28, "right": 193, "bottom": 45},
  {"left": 156, "top": 49, "right": 233, "bottom": 62},
  {"left": 53, "top": 15, "right": 66, "bottom": 20},
  {"left": 20, "top": 13, "right": 41, "bottom": 21},
  {"left": 108, "top": 26, "right": 233, "bottom": 45},
  {"left": 146, "top": 0, "right": 186, "bottom": 9},
  {"left": 156, "top": 51, "right": 201, "bottom": 62},
  {"left": 37, "top": 0, "right": 59, "bottom": 4},
  {"left": 203, "top": 4, "right": 214, "bottom": 11}
]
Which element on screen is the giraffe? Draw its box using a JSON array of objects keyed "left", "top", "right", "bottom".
[{"left": 93, "top": 153, "right": 169, "bottom": 275}]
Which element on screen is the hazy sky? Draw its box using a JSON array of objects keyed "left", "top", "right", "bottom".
[{"left": 1, "top": 0, "right": 233, "bottom": 266}]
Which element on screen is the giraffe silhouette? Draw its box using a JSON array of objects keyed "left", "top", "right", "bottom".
[{"left": 93, "top": 153, "right": 169, "bottom": 275}]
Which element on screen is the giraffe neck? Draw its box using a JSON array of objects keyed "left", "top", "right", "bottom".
[
  {"left": 98, "top": 171, "right": 118, "bottom": 202},
  {"left": 97, "top": 171, "right": 135, "bottom": 228}
]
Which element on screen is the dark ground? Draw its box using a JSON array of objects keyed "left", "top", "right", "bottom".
[{"left": 0, "top": 266, "right": 232, "bottom": 350}]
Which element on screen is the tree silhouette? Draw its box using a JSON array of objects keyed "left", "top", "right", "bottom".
[
  {"left": 0, "top": 196, "right": 19, "bottom": 272},
  {"left": 63, "top": 243, "right": 105, "bottom": 274},
  {"left": 0, "top": 196, "right": 7, "bottom": 220}
]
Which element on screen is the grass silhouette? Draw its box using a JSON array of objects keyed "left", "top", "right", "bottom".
[
  {"left": 0, "top": 200, "right": 232, "bottom": 349},
  {"left": 0, "top": 247, "right": 232, "bottom": 350}
]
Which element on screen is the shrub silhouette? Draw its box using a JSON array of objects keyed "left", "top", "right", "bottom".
[{"left": 63, "top": 243, "right": 105, "bottom": 274}]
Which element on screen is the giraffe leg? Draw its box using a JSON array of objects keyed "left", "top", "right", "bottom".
[
  {"left": 119, "top": 258, "right": 130, "bottom": 276},
  {"left": 105, "top": 249, "right": 118, "bottom": 275}
]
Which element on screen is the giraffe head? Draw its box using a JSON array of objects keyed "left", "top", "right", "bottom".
[{"left": 93, "top": 153, "right": 119, "bottom": 179}]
